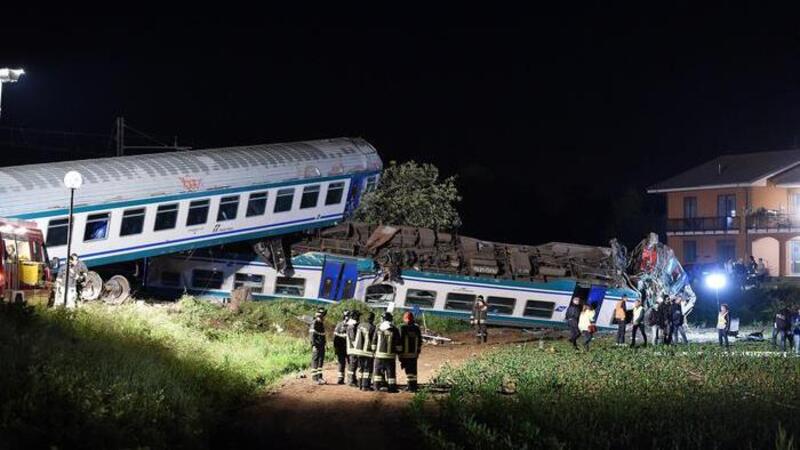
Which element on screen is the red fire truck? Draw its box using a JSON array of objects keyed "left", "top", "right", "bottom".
[{"left": 0, "top": 218, "right": 54, "bottom": 305}]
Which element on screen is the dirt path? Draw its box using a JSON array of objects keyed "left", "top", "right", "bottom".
[{"left": 224, "top": 328, "right": 540, "bottom": 449}]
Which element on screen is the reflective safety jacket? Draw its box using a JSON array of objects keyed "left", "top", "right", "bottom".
[
  {"left": 398, "top": 323, "right": 422, "bottom": 359},
  {"left": 372, "top": 320, "right": 402, "bottom": 359},
  {"left": 309, "top": 318, "right": 326, "bottom": 348},
  {"left": 350, "top": 320, "right": 376, "bottom": 357},
  {"left": 333, "top": 319, "right": 348, "bottom": 352},
  {"left": 345, "top": 319, "right": 359, "bottom": 355}
]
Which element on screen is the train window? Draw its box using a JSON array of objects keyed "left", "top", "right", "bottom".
[
  {"left": 365, "top": 175, "right": 378, "bottom": 193},
  {"left": 160, "top": 271, "right": 181, "bottom": 287},
  {"left": 83, "top": 213, "right": 110, "bottom": 242},
  {"left": 246, "top": 192, "right": 268, "bottom": 217},
  {"left": 325, "top": 182, "right": 345, "bottom": 205},
  {"left": 154, "top": 204, "right": 179, "bottom": 231},
  {"left": 445, "top": 292, "right": 476, "bottom": 311},
  {"left": 300, "top": 185, "right": 321, "bottom": 209},
  {"left": 523, "top": 300, "right": 555, "bottom": 318},
  {"left": 343, "top": 279, "right": 355, "bottom": 299},
  {"left": 191, "top": 269, "right": 224, "bottom": 289},
  {"left": 275, "top": 276, "right": 305, "bottom": 296},
  {"left": 234, "top": 273, "right": 265, "bottom": 293},
  {"left": 46, "top": 218, "right": 69, "bottom": 247},
  {"left": 405, "top": 289, "right": 437, "bottom": 308},
  {"left": 217, "top": 196, "right": 239, "bottom": 221},
  {"left": 274, "top": 188, "right": 295, "bottom": 213},
  {"left": 486, "top": 296, "right": 516, "bottom": 315},
  {"left": 120, "top": 208, "right": 146, "bottom": 236},
  {"left": 186, "top": 200, "right": 210, "bottom": 226},
  {"left": 321, "top": 278, "right": 334, "bottom": 297},
  {"left": 366, "top": 284, "right": 395, "bottom": 303}
]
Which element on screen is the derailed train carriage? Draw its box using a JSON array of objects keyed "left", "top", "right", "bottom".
[{"left": 146, "top": 223, "right": 693, "bottom": 330}]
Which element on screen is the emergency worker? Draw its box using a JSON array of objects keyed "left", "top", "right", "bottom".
[
  {"left": 345, "top": 310, "right": 361, "bottom": 386},
  {"left": 471, "top": 295, "right": 489, "bottom": 344},
  {"left": 309, "top": 307, "right": 327, "bottom": 384},
  {"left": 372, "top": 312, "right": 401, "bottom": 393},
  {"left": 398, "top": 311, "right": 423, "bottom": 392},
  {"left": 565, "top": 297, "right": 582, "bottom": 350},
  {"left": 354, "top": 311, "right": 376, "bottom": 391},
  {"left": 333, "top": 310, "right": 350, "bottom": 384},
  {"left": 614, "top": 295, "right": 627, "bottom": 345},
  {"left": 630, "top": 299, "right": 647, "bottom": 347}
]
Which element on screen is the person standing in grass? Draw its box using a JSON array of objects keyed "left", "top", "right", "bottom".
[
  {"left": 565, "top": 297, "right": 582, "bottom": 350},
  {"left": 645, "top": 303, "right": 659, "bottom": 345},
  {"left": 670, "top": 298, "right": 688, "bottom": 344},
  {"left": 398, "top": 311, "right": 423, "bottom": 392},
  {"left": 471, "top": 295, "right": 489, "bottom": 344},
  {"left": 775, "top": 306, "right": 791, "bottom": 352},
  {"left": 578, "top": 304, "right": 595, "bottom": 350},
  {"left": 717, "top": 304, "right": 731, "bottom": 349},
  {"left": 333, "top": 310, "right": 350, "bottom": 385},
  {"left": 793, "top": 306, "right": 800, "bottom": 355},
  {"left": 309, "top": 307, "right": 327, "bottom": 385},
  {"left": 614, "top": 295, "right": 627, "bottom": 345},
  {"left": 345, "top": 310, "right": 361, "bottom": 387},
  {"left": 630, "top": 299, "right": 647, "bottom": 347}
]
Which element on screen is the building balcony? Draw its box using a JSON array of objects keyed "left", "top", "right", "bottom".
[
  {"left": 666, "top": 216, "right": 740, "bottom": 234},
  {"left": 747, "top": 212, "right": 800, "bottom": 233}
]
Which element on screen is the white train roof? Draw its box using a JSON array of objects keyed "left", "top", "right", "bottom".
[{"left": 0, "top": 137, "right": 382, "bottom": 217}]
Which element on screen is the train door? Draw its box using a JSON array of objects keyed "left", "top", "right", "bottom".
[
  {"left": 587, "top": 285, "right": 608, "bottom": 325},
  {"left": 344, "top": 174, "right": 367, "bottom": 217},
  {"left": 319, "top": 259, "right": 359, "bottom": 301}
]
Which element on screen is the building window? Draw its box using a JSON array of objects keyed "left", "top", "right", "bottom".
[
  {"left": 154, "top": 203, "right": 179, "bottom": 231},
  {"left": 274, "top": 188, "right": 295, "bottom": 213},
  {"left": 234, "top": 273, "right": 265, "bottom": 293},
  {"left": 486, "top": 296, "right": 516, "bottom": 315},
  {"left": 191, "top": 269, "right": 224, "bottom": 289},
  {"left": 523, "top": 300, "right": 555, "bottom": 318},
  {"left": 325, "top": 182, "right": 345, "bottom": 205},
  {"left": 120, "top": 208, "right": 146, "bottom": 236},
  {"left": 683, "top": 240, "right": 697, "bottom": 263},
  {"left": 791, "top": 241, "right": 800, "bottom": 275},
  {"left": 365, "top": 175, "right": 378, "bottom": 193},
  {"left": 217, "top": 196, "right": 239, "bottom": 221},
  {"left": 246, "top": 192, "right": 268, "bottom": 217},
  {"left": 275, "top": 276, "right": 305, "bottom": 296},
  {"left": 300, "top": 185, "right": 321, "bottom": 209},
  {"left": 716, "top": 239, "right": 736, "bottom": 263},
  {"left": 683, "top": 197, "right": 697, "bottom": 218},
  {"left": 160, "top": 271, "right": 181, "bottom": 286},
  {"left": 444, "top": 292, "right": 476, "bottom": 311},
  {"left": 83, "top": 213, "right": 110, "bottom": 242},
  {"left": 405, "top": 289, "right": 437, "bottom": 308},
  {"left": 186, "top": 200, "right": 210, "bottom": 226},
  {"left": 46, "top": 218, "right": 69, "bottom": 247}
]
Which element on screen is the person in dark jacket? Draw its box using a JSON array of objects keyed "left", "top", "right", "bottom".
[
  {"left": 775, "top": 307, "right": 792, "bottom": 352},
  {"left": 309, "top": 307, "right": 327, "bottom": 384},
  {"left": 372, "top": 312, "right": 402, "bottom": 393},
  {"left": 614, "top": 295, "right": 628, "bottom": 345},
  {"left": 717, "top": 304, "right": 731, "bottom": 349},
  {"left": 398, "top": 311, "right": 423, "bottom": 392},
  {"left": 793, "top": 307, "right": 800, "bottom": 355},
  {"left": 645, "top": 304, "right": 660, "bottom": 345},
  {"left": 354, "top": 311, "right": 376, "bottom": 391},
  {"left": 333, "top": 310, "right": 350, "bottom": 384},
  {"left": 345, "top": 310, "right": 361, "bottom": 387},
  {"left": 471, "top": 296, "right": 489, "bottom": 344},
  {"left": 630, "top": 299, "right": 647, "bottom": 347},
  {"left": 669, "top": 299, "right": 687, "bottom": 344},
  {"left": 658, "top": 298, "right": 671, "bottom": 345},
  {"left": 565, "top": 297, "right": 582, "bottom": 350}
]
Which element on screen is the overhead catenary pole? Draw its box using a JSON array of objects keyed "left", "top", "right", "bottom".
[
  {"left": 116, "top": 116, "right": 125, "bottom": 156},
  {"left": 62, "top": 171, "right": 83, "bottom": 308}
]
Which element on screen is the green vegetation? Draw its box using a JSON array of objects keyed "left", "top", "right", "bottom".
[
  {"left": 412, "top": 339, "right": 800, "bottom": 450},
  {"left": 0, "top": 297, "right": 321, "bottom": 449}
]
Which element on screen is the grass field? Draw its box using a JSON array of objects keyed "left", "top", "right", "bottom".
[{"left": 412, "top": 338, "right": 800, "bottom": 450}]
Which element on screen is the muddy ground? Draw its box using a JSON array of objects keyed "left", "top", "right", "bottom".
[{"left": 223, "top": 328, "right": 542, "bottom": 450}]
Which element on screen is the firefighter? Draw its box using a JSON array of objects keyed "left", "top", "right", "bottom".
[
  {"left": 345, "top": 310, "right": 361, "bottom": 386},
  {"left": 309, "top": 307, "right": 327, "bottom": 385},
  {"left": 372, "top": 312, "right": 401, "bottom": 393},
  {"left": 354, "top": 311, "right": 376, "bottom": 391},
  {"left": 333, "top": 310, "right": 350, "bottom": 384},
  {"left": 399, "top": 311, "right": 423, "bottom": 392},
  {"left": 471, "top": 295, "right": 489, "bottom": 344}
]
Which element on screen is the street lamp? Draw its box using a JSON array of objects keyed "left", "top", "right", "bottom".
[
  {"left": 705, "top": 272, "right": 727, "bottom": 310},
  {"left": 62, "top": 170, "right": 83, "bottom": 308},
  {"left": 0, "top": 68, "right": 25, "bottom": 119}
]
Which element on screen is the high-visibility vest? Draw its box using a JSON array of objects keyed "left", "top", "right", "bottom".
[
  {"left": 350, "top": 323, "right": 375, "bottom": 357},
  {"left": 373, "top": 322, "right": 401, "bottom": 359},
  {"left": 399, "top": 323, "right": 422, "bottom": 359}
]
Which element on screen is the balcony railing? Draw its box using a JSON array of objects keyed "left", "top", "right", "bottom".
[
  {"left": 747, "top": 212, "right": 800, "bottom": 231},
  {"left": 666, "top": 216, "right": 740, "bottom": 233}
]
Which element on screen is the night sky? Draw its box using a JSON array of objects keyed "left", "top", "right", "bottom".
[{"left": 4, "top": 5, "right": 800, "bottom": 248}]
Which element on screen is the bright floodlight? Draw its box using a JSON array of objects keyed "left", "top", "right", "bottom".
[
  {"left": 0, "top": 68, "right": 25, "bottom": 119},
  {"left": 63, "top": 171, "right": 84, "bottom": 189},
  {"left": 705, "top": 272, "right": 727, "bottom": 290}
]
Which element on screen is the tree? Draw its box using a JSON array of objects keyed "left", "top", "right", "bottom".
[{"left": 353, "top": 160, "right": 462, "bottom": 230}]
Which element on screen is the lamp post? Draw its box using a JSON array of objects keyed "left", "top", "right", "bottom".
[
  {"left": 705, "top": 272, "right": 727, "bottom": 310},
  {"left": 62, "top": 170, "right": 83, "bottom": 308},
  {"left": 0, "top": 68, "right": 25, "bottom": 119}
]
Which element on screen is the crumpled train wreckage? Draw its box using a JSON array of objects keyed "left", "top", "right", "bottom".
[{"left": 257, "top": 222, "right": 696, "bottom": 316}]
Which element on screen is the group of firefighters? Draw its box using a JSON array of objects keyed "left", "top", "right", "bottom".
[{"left": 309, "top": 307, "right": 423, "bottom": 393}]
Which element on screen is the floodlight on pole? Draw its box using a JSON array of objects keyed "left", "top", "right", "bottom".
[
  {"left": 0, "top": 68, "right": 25, "bottom": 119},
  {"left": 61, "top": 170, "right": 83, "bottom": 308},
  {"left": 705, "top": 272, "right": 727, "bottom": 310}
]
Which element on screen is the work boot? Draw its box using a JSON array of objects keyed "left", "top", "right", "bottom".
[
  {"left": 405, "top": 382, "right": 418, "bottom": 393},
  {"left": 387, "top": 384, "right": 399, "bottom": 393},
  {"left": 316, "top": 378, "right": 327, "bottom": 385}
]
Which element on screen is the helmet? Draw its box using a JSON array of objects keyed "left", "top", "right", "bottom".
[
  {"left": 382, "top": 312, "right": 393, "bottom": 322},
  {"left": 315, "top": 307, "right": 327, "bottom": 317},
  {"left": 343, "top": 310, "right": 351, "bottom": 320},
  {"left": 350, "top": 310, "right": 361, "bottom": 321},
  {"left": 403, "top": 311, "right": 414, "bottom": 323},
  {"left": 365, "top": 311, "right": 375, "bottom": 322}
]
